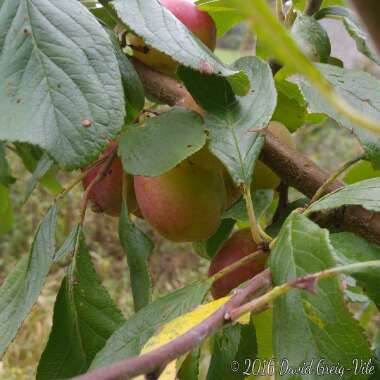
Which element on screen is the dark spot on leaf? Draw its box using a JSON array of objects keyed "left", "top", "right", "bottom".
[
  {"left": 16, "top": 99, "right": 21, "bottom": 104},
  {"left": 187, "top": 144, "right": 193, "bottom": 148},
  {"left": 23, "top": 28, "right": 32, "bottom": 37},
  {"left": 82, "top": 119, "right": 93, "bottom": 128}
]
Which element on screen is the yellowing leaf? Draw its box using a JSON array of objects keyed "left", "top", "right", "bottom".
[
  {"left": 237, "top": 313, "right": 250, "bottom": 325},
  {"left": 135, "top": 297, "right": 229, "bottom": 380},
  {"left": 158, "top": 361, "right": 177, "bottom": 380},
  {"left": 142, "top": 296, "right": 230, "bottom": 355}
]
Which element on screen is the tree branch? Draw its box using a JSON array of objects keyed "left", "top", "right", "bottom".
[
  {"left": 350, "top": 0, "right": 380, "bottom": 56},
  {"left": 305, "top": 0, "right": 323, "bottom": 16},
  {"left": 71, "top": 270, "right": 272, "bottom": 380},
  {"left": 131, "top": 59, "right": 380, "bottom": 244}
]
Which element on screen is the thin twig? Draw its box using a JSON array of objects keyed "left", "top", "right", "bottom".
[
  {"left": 79, "top": 148, "right": 118, "bottom": 225},
  {"left": 54, "top": 156, "right": 109, "bottom": 203},
  {"left": 71, "top": 270, "right": 273, "bottom": 380},
  {"left": 230, "top": 260, "right": 380, "bottom": 322},
  {"left": 307, "top": 153, "right": 366, "bottom": 206},
  {"left": 72, "top": 259, "right": 380, "bottom": 380},
  {"left": 211, "top": 249, "right": 267, "bottom": 282}
]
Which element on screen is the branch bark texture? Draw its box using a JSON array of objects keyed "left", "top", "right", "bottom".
[
  {"left": 132, "top": 59, "right": 380, "bottom": 244},
  {"left": 72, "top": 270, "right": 272, "bottom": 380}
]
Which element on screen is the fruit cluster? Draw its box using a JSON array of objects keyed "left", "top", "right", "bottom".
[{"left": 83, "top": 0, "right": 294, "bottom": 299}]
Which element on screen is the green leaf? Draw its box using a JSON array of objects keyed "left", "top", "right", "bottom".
[
  {"left": 271, "top": 213, "right": 371, "bottom": 378},
  {"left": 179, "top": 57, "right": 276, "bottom": 186},
  {"left": 0, "top": 205, "right": 57, "bottom": 358},
  {"left": 196, "top": 0, "right": 244, "bottom": 37},
  {"left": 107, "top": 0, "right": 249, "bottom": 95},
  {"left": 314, "top": 6, "right": 380, "bottom": 64},
  {"left": 235, "top": 0, "right": 380, "bottom": 137},
  {"left": 37, "top": 233, "right": 125, "bottom": 380},
  {"left": 25, "top": 153, "right": 61, "bottom": 201},
  {"left": 0, "top": 0, "right": 125, "bottom": 169},
  {"left": 252, "top": 308, "right": 272, "bottom": 360},
  {"left": 272, "top": 80, "right": 307, "bottom": 132},
  {"left": 119, "top": 108, "right": 206, "bottom": 177},
  {"left": 291, "top": 14, "right": 331, "bottom": 63},
  {"left": 323, "top": 0, "right": 347, "bottom": 6},
  {"left": 193, "top": 218, "right": 235, "bottom": 260},
  {"left": 207, "top": 319, "right": 257, "bottom": 380},
  {"left": 90, "top": 6, "right": 117, "bottom": 29},
  {"left": 293, "top": 0, "right": 306, "bottom": 11},
  {"left": 301, "top": 64, "right": 380, "bottom": 167},
  {"left": 0, "top": 184, "right": 13, "bottom": 236},
  {"left": 233, "top": 318, "right": 257, "bottom": 376},
  {"left": 54, "top": 223, "right": 81, "bottom": 261},
  {"left": 223, "top": 189, "right": 274, "bottom": 222},
  {"left": 119, "top": 202, "right": 153, "bottom": 312},
  {"left": 14, "top": 144, "right": 61, "bottom": 194},
  {"left": 178, "top": 348, "right": 201, "bottom": 380},
  {"left": 330, "top": 232, "right": 380, "bottom": 309},
  {"left": 305, "top": 178, "right": 380, "bottom": 215},
  {"left": 91, "top": 280, "right": 212, "bottom": 369},
  {"left": 109, "top": 31, "right": 145, "bottom": 122},
  {"left": 0, "top": 143, "right": 15, "bottom": 186},
  {"left": 344, "top": 160, "right": 380, "bottom": 184},
  {"left": 371, "top": 331, "right": 380, "bottom": 380}
]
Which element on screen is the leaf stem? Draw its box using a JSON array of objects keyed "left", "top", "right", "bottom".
[
  {"left": 54, "top": 157, "right": 107, "bottom": 203},
  {"left": 307, "top": 153, "right": 366, "bottom": 206},
  {"left": 79, "top": 147, "right": 118, "bottom": 226},
  {"left": 243, "top": 185, "right": 264, "bottom": 244},
  {"left": 211, "top": 249, "right": 267, "bottom": 282}
]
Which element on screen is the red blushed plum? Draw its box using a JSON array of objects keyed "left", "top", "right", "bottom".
[
  {"left": 133, "top": 160, "right": 226, "bottom": 242},
  {"left": 128, "top": 0, "right": 217, "bottom": 75},
  {"left": 82, "top": 143, "right": 137, "bottom": 217},
  {"left": 208, "top": 228, "right": 267, "bottom": 299}
]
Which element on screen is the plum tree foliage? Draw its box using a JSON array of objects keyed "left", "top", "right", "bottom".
[{"left": 1, "top": 0, "right": 380, "bottom": 379}]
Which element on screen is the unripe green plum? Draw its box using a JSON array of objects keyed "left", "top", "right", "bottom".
[
  {"left": 188, "top": 147, "right": 241, "bottom": 208},
  {"left": 251, "top": 121, "right": 295, "bottom": 191},
  {"left": 82, "top": 143, "right": 137, "bottom": 217},
  {"left": 208, "top": 228, "right": 267, "bottom": 299},
  {"left": 128, "top": 0, "right": 217, "bottom": 75},
  {"left": 134, "top": 159, "right": 227, "bottom": 242}
]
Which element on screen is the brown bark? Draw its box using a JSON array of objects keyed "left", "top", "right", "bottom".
[
  {"left": 132, "top": 59, "right": 380, "bottom": 244},
  {"left": 351, "top": 0, "right": 380, "bottom": 57}
]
